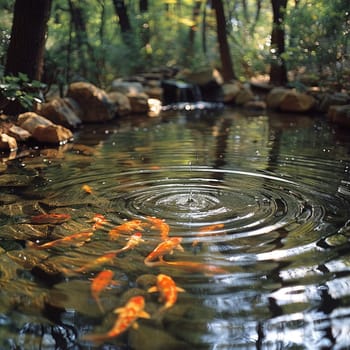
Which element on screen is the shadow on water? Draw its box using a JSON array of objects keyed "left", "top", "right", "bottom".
[{"left": 1, "top": 107, "right": 350, "bottom": 349}]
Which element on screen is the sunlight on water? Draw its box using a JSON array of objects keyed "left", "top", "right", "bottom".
[{"left": 0, "top": 109, "right": 350, "bottom": 349}]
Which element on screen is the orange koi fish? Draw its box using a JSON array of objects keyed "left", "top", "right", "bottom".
[
  {"left": 192, "top": 223, "right": 225, "bottom": 247},
  {"left": 27, "top": 231, "right": 93, "bottom": 250},
  {"left": 91, "top": 269, "right": 119, "bottom": 313},
  {"left": 82, "top": 184, "right": 93, "bottom": 194},
  {"left": 148, "top": 274, "right": 185, "bottom": 314},
  {"left": 146, "top": 216, "right": 170, "bottom": 241},
  {"left": 144, "top": 237, "right": 184, "bottom": 266},
  {"left": 109, "top": 232, "right": 144, "bottom": 255},
  {"left": 81, "top": 295, "right": 150, "bottom": 344},
  {"left": 160, "top": 259, "right": 228, "bottom": 275},
  {"left": 108, "top": 219, "right": 145, "bottom": 240},
  {"left": 75, "top": 252, "right": 117, "bottom": 273},
  {"left": 29, "top": 213, "right": 71, "bottom": 225},
  {"left": 90, "top": 214, "right": 108, "bottom": 231}
]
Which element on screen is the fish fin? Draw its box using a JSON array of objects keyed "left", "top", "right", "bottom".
[
  {"left": 147, "top": 286, "right": 158, "bottom": 293},
  {"left": 95, "top": 297, "right": 105, "bottom": 313},
  {"left": 113, "top": 306, "right": 125, "bottom": 314},
  {"left": 177, "top": 244, "right": 185, "bottom": 252},
  {"left": 132, "top": 322, "right": 139, "bottom": 330},
  {"left": 176, "top": 287, "right": 185, "bottom": 292},
  {"left": 138, "top": 310, "right": 151, "bottom": 319},
  {"left": 111, "top": 280, "right": 121, "bottom": 287}
]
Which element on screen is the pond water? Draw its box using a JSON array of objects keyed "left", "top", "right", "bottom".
[{"left": 1, "top": 107, "right": 350, "bottom": 350}]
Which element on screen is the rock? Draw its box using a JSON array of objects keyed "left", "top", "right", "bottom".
[
  {"left": 17, "top": 112, "right": 73, "bottom": 144},
  {"left": 235, "top": 84, "right": 255, "bottom": 105},
  {"left": 18, "top": 112, "right": 53, "bottom": 133},
  {"left": 176, "top": 68, "right": 224, "bottom": 102},
  {"left": 319, "top": 92, "right": 350, "bottom": 113},
  {"left": 32, "top": 124, "right": 73, "bottom": 144},
  {"left": 129, "top": 324, "right": 193, "bottom": 350},
  {"left": 63, "top": 97, "right": 83, "bottom": 119},
  {"left": 136, "top": 274, "right": 157, "bottom": 290},
  {"left": 66, "top": 82, "right": 115, "bottom": 122},
  {"left": 0, "top": 133, "right": 17, "bottom": 151},
  {"left": 127, "top": 92, "right": 150, "bottom": 113},
  {"left": 31, "top": 261, "right": 65, "bottom": 286},
  {"left": 328, "top": 104, "right": 350, "bottom": 127},
  {"left": 37, "top": 97, "right": 82, "bottom": 128},
  {"left": 176, "top": 68, "right": 223, "bottom": 86},
  {"left": 279, "top": 90, "right": 316, "bottom": 112},
  {"left": 107, "top": 91, "right": 132, "bottom": 116},
  {"left": 244, "top": 100, "right": 267, "bottom": 110},
  {"left": 7, "top": 125, "right": 31, "bottom": 142},
  {"left": 111, "top": 80, "right": 145, "bottom": 95},
  {"left": 266, "top": 87, "right": 290, "bottom": 109},
  {"left": 222, "top": 81, "right": 241, "bottom": 102},
  {"left": 144, "top": 86, "right": 163, "bottom": 100},
  {"left": 266, "top": 88, "right": 316, "bottom": 112}
]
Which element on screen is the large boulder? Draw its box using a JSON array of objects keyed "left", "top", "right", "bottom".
[
  {"left": 66, "top": 82, "right": 115, "bottom": 122},
  {"left": 235, "top": 84, "right": 255, "bottom": 105},
  {"left": 107, "top": 91, "right": 132, "bottom": 116},
  {"left": 176, "top": 68, "right": 223, "bottom": 86},
  {"left": 7, "top": 125, "right": 31, "bottom": 142},
  {"left": 17, "top": 112, "right": 53, "bottom": 133},
  {"left": 267, "top": 88, "right": 316, "bottom": 112},
  {"left": 127, "top": 92, "right": 149, "bottom": 113},
  {"left": 17, "top": 112, "right": 73, "bottom": 144},
  {"left": 328, "top": 104, "right": 350, "bottom": 127},
  {"left": 176, "top": 68, "right": 224, "bottom": 102},
  {"left": 32, "top": 124, "right": 73, "bottom": 144},
  {"left": 319, "top": 92, "right": 350, "bottom": 113},
  {"left": 37, "top": 97, "right": 82, "bottom": 128},
  {"left": 222, "top": 81, "right": 241, "bottom": 103},
  {"left": 110, "top": 80, "right": 145, "bottom": 95}
]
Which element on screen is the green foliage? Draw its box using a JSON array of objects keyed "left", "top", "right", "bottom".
[
  {"left": 1, "top": 0, "right": 349, "bottom": 88},
  {"left": 0, "top": 73, "right": 46, "bottom": 110}
]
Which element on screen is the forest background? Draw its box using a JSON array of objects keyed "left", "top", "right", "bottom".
[{"left": 0, "top": 0, "right": 349, "bottom": 107}]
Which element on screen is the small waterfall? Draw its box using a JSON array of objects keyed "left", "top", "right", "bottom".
[{"left": 161, "top": 79, "right": 202, "bottom": 105}]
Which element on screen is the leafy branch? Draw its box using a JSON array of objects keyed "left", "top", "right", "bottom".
[{"left": 0, "top": 72, "right": 46, "bottom": 111}]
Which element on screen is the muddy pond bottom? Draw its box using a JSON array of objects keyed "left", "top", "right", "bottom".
[{"left": 1, "top": 108, "right": 350, "bottom": 349}]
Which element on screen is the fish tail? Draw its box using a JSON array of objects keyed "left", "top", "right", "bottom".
[
  {"left": 144, "top": 259, "right": 164, "bottom": 267},
  {"left": 95, "top": 297, "right": 105, "bottom": 313}
]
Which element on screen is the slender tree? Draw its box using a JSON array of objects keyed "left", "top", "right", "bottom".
[
  {"left": 5, "top": 0, "right": 52, "bottom": 80},
  {"left": 269, "top": 0, "right": 288, "bottom": 85},
  {"left": 112, "top": 0, "right": 132, "bottom": 44},
  {"left": 187, "top": 1, "right": 202, "bottom": 59},
  {"left": 212, "top": 0, "right": 236, "bottom": 81}
]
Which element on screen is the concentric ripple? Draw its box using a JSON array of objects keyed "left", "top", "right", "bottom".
[{"left": 92, "top": 166, "right": 348, "bottom": 251}]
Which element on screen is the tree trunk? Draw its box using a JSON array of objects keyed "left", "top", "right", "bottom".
[
  {"left": 112, "top": 0, "right": 132, "bottom": 44},
  {"left": 5, "top": 0, "right": 52, "bottom": 80},
  {"left": 139, "top": 0, "right": 148, "bottom": 13},
  {"left": 187, "top": 1, "right": 202, "bottom": 59},
  {"left": 269, "top": 0, "right": 288, "bottom": 86},
  {"left": 212, "top": 0, "right": 236, "bottom": 82}
]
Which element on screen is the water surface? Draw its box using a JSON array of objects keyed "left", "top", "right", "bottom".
[{"left": 1, "top": 107, "right": 350, "bottom": 349}]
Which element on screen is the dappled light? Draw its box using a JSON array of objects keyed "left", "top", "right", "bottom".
[
  {"left": 0, "top": 0, "right": 349, "bottom": 349},
  {"left": 0, "top": 108, "right": 349, "bottom": 349}
]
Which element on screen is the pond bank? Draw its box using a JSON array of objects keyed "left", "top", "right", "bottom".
[{"left": 0, "top": 67, "right": 349, "bottom": 158}]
